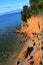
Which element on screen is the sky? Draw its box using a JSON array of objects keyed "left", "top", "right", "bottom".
[{"left": 0, "top": 0, "right": 29, "bottom": 14}]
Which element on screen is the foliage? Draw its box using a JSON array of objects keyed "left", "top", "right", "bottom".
[
  {"left": 21, "top": 0, "right": 43, "bottom": 22},
  {"left": 21, "top": 5, "right": 31, "bottom": 22},
  {"left": 30, "top": 0, "right": 43, "bottom": 15}
]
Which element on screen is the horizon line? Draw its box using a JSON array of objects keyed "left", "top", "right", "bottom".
[{"left": 0, "top": 9, "right": 22, "bottom": 16}]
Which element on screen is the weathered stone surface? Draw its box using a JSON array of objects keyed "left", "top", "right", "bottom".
[{"left": 16, "top": 15, "right": 43, "bottom": 65}]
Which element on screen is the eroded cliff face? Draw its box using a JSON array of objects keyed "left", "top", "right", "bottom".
[{"left": 16, "top": 15, "right": 43, "bottom": 65}]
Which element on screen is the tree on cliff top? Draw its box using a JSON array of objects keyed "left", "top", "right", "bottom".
[
  {"left": 30, "top": 0, "right": 43, "bottom": 14},
  {"left": 21, "top": 0, "right": 43, "bottom": 22},
  {"left": 21, "top": 5, "right": 31, "bottom": 22}
]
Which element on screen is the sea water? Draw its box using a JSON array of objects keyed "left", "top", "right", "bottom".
[{"left": 0, "top": 12, "right": 21, "bottom": 31}]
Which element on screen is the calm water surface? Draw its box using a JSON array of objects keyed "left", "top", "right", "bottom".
[{"left": 0, "top": 12, "right": 21, "bottom": 30}]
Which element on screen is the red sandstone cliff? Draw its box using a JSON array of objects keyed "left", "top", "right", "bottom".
[{"left": 15, "top": 15, "right": 43, "bottom": 65}]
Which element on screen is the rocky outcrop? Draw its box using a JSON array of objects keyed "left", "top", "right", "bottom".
[{"left": 16, "top": 15, "right": 43, "bottom": 65}]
